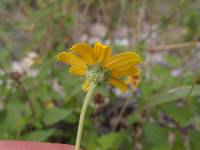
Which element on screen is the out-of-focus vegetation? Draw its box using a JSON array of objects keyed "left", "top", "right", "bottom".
[{"left": 0, "top": 0, "right": 200, "bottom": 150}]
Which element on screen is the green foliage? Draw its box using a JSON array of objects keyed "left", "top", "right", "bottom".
[
  {"left": 189, "top": 131, "right": 200, "bottom": 149},
  {"left": 143, "top": 123, "right": 169, "bottom": 150},
  {"left": 144, "top": 85, "right": 200, "bottom": 108},
  {"left": 0, "top": 0, "right": 200, "bottom": 150},
  {"left": 24, "top": 129, "right": 56, "bottom": 141},
  {"left": 5, "top": 101, "right": 29, "bottom": 134},
  {"left": 42, "top": 108, "right": 72, "bottom": 126},
  {"left": 97, "top": 132, "right": 126, "bottom": 150}
]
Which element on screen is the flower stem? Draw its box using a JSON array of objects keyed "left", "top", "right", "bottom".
[{"left": 75, "top": 84, "right": 96, "bottom": 150}]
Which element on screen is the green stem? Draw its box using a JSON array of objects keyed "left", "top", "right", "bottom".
[{"left": 75, "top": 84, "right": 96, "bottom": 150}]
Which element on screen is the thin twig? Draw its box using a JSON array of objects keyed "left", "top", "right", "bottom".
[
  {"left": 0, "top": 63, "right": 35, "bottom": 118},
  {"left": 112, "top": 96, "right": 132, "bottom": 131},
  {"left": 135, "top": 0, "right": 146, "bottom": 42},
  {"left": 185, "top": 73, "right": 200, "bottom": 100},
  {"left": 82, "top": 0, "right": 93, "bottom": 17},
  {"left": 145, "top": 41, "right": 200, "bottom": 52},
  {"left": 112, "top": 88, "right": 135, "bottom": 131},
  {"left": 11, "top": 73, "right": 36, "bottom": 118}
]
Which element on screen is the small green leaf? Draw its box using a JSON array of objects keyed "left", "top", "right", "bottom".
[
  {"left": 143, "top": 123, "right": 169, "bottom": 149},
  {"left": 161, "top": 103, "right": 193, "bottom": 126},
  {"left": 5, "top": 101, "right": 28, "bottom": 133},
  {"left": 98, "top": 132, "right": 125, "bottom": 150},
  {"left": 42, "top": 108, "right": 72, "bottom": 126},
  {"left": 24, "top": 129, "right": 55, "bottom": 141}
]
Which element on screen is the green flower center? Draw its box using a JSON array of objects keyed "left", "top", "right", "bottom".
[{"left": 86, "top": 62, "right": 112, "bottom": 86}]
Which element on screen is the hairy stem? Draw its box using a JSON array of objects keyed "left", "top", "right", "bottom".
[{"left": 75, "top": 84, "right": 96, "bottom": 150}]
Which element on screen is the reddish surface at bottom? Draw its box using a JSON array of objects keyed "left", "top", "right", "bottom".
[{"left": 0, "top": 140, "right": 75, "bottom": 150}]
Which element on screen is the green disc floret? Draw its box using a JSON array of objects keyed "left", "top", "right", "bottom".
[{"left": 86, "top": 62, "right": 112, "bottom": 86}]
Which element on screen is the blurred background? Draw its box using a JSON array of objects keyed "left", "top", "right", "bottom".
[{"left": 0, "top": 0, "right": 200, "bottom": 149}]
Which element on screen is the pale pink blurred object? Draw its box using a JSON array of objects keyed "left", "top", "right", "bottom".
[{"left": 0, "top": 140, "right": 75, "bottom": 150}]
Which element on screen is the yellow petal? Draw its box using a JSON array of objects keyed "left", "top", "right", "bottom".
[
  {"left": 109, "top": 78, "right": 128, "bottom": 92},
  {"left": 127, "top": 76, "right": 140, "bottom": 87},
  {"left": 69, "top": 66, "right": 86, "bottom": 76},
  {"left": 126, "top": 70, "right": 141, "bottom": 87},
  {"left": 106, "top": 52, "right": 142, "bottom": 70},
  {"left": 94, "top": 42, "right": 112, "bottom": 63},
  {"left": 57, "top": 52, "right": 86, "bottom": 67},
  {"left": 82, "top": 80, "right": 90, "bottom": 92},
  {"left": 70, "top": 43, "right": 96, "bottom": 64},
  {"left": 112, "top": 67, "right": 139, "bottom": 77}
]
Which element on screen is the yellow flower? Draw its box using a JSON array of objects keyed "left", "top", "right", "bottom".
[{"left": 57, "top": 42, "right": 142, "bottom": 92}]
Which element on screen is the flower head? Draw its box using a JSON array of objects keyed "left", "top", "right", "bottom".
[{"left": 57, "top": 42, "right": 142, "bottom": 92}]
